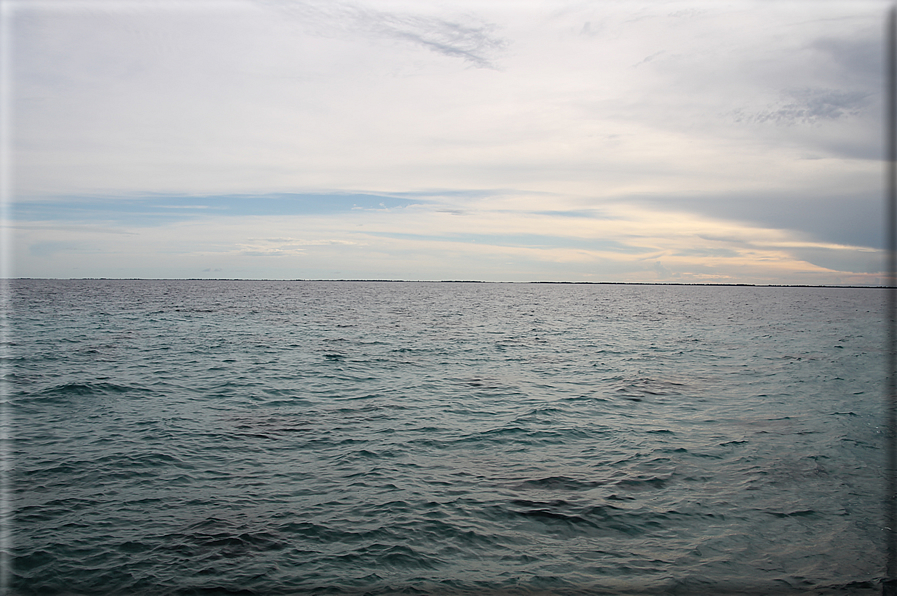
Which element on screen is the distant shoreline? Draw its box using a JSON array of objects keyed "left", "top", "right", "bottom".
[{"left": 6, "top": 278, "right": 891, "bottom": 289}]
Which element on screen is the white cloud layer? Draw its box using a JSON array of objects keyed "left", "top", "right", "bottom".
[{"left": 4, "top": 0, "right": 890, "bottom": 283}]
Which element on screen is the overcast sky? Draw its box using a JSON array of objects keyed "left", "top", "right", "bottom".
[{"left": 3, "top": 0, "right": 891, "bottom": 283}]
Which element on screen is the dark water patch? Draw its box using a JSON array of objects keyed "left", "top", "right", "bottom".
[
  {"left": 764, "top": 509, "right": 818, "bottom": 518},
  {"left": 612, "top": 475, "right": 671, "bottom": 490},
  {"left": 455, "top": 427, "right": 530, "bottom": 445},
  {"left": 12, "top": 548, "right": 55, "bottom": 575},
  {"left": 658, "top": 447, "right": 688, "bottom": 454},
  {"left": 515, "top": 405, "right": 566, "bottom": 419},
  {"left": 95, "top": 451, "right": 194, "bottom": 469},
  {"left": 173, "top": 586, "right": 259, "bottom": 595},
  {"left": 323, "top": 543, "right": 444, "bottom": 571},
  {"left": 514, "top": 476, "right": 604, "bottom": 491},
  {"left": 455, "top": 377, "right": 503, "bottom": 389},
  {"left": 18, "top": 381, "right": 152, "bottom": 402},
  {"left": 510, "top": 499, "right": 572, "bottom": 508}
]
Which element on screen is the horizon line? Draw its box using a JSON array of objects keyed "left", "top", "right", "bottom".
[{"left": 5, "top": 278, "right": 889, "bottom": 289}]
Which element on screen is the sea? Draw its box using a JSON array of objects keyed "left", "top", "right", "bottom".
[{"left": 3, "top": 279, "right": 889, "bottom": 595}]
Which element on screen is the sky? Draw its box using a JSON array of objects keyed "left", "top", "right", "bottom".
[{"left": 1, "top": 0, "right": 891, "bottom": 283}]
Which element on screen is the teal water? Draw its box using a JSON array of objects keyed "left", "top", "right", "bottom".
[{"left": 5, "top": 280, "right": 887, "bottom": 594}]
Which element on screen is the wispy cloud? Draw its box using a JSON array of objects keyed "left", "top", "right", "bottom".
[
  {"left": 257, "top": 0, "right": 507, "bottom": 68},
  {"left": 734, "top": 88, "right": 872, "bottom": 125}
]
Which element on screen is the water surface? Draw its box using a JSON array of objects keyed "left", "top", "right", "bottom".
[{"left": 7, "top": 280, "right": 886, "bottom": 594}]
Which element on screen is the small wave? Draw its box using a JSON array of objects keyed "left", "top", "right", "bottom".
[
  {"left": 11, "top": 548, "right": 55, "bottom": 577},
  {"left": 765, "top": 509, "right": 817, "bottom": 518},
  {"left": 458, "top": 377, "right": 502, "bottom": 389},
  {"left": 22, "top": 381, "right": 151, "bottom": 401},
  {"left": 613, "top": 474, "right": 671, "bottom": 490},
  {"left": 152, "top": 525, "right": 290, "bottom": 566},
  {"left": 611, "top": 377, "right": 689, "bottom": 400},
  {"left": 561, "top": 394, "right": 610, "bottom": 404},
  {"left": 510, "top": 499, "right": 571, "bottom": 508},
  {"left": 514, "top": 508, "right": 597, "bottom": 527},
  {"left": 323, "top": 543, "right": 444, "bottom": 571},
  {"left": 515, "top": 476, "right": 604, "bottom": 491},
  {"left": 96, "top": 452, "right": 194, "bottom": 470}
]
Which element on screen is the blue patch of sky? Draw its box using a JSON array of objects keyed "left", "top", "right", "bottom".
[
  {"left": 391, "top": 189, "right": 511, "bottom": 199},
  {"left": 13, "top": 191, "right": 621, "bottom": 229},
  {"left": 28, "top": 241, "right": 82, "bottom": 257},
  {"left": 13, "top": 193, "right": 426, "bottom": 226}
]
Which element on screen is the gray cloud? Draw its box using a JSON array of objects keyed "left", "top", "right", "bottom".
[
  {"left": 789, "top": 246, "right": 880, "bottom": 275},
  {"left": 759, "top": 31, "right": 879, "bottom": 125},
  {"left": 363, "top": 10, "right": 505, "bottom": 68},
  {"left": 734, "top": 88, "right": 872, "bottom": 125},
  {"left": 623, "top": 191, "right": 883, "bottom": 251},
  {"left": 258, "top": 0, "right": 506, "bottom": 68},
  {"left": 810, "top": 34, "right": 882, "bottom": 87}
]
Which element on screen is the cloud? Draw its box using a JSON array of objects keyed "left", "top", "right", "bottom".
[
  {"left": 735, "top": 88, "right": 872, "bottom": 125},
  {"left": 619, "top": 189, "right": 883, "bottom": 255},
  {"left": 10, "top": 186, "right": 882, "bottom": 284},
  {"left": 810, "top": 34, "right": 882, "bottom": 86},
  {"left": 7, "top": 1, "right": 889, "bottom": 284},
  {"left": 257, "top": 0, "right": 507, "bottom": 68},
  {"left": 238, "top": 236, "right": 363, "bottom": 257}
]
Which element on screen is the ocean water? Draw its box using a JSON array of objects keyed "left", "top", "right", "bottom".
[{"left": 4, "top": 280, "right": 888, "bottom": 595}]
